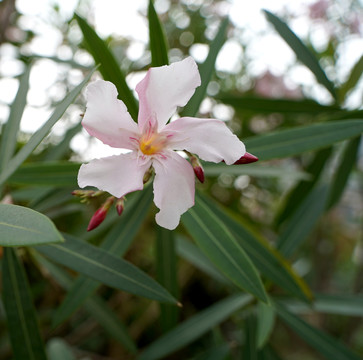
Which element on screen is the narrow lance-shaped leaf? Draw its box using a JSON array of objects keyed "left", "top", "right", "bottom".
[
  {"left": 2, "top": 248, "right": 47, "bottom": 360},
  {"left": 182, "top": 195, "right": 269, "bottom": 303},
  {"left": 138, "top": 294, "right": 253, "bottom": 360},
  {"left": 34, "top": 252, "right": 137, "bottom": 354},
  {"left": 218, "top": 95, "right": 341, "bottom": 114},
  {"left": 44, "top": 123, "right": 82, "bottom": 161},
  {"left": 242, "top": 314, "right": 258, "bottom": 360},
  {"left": 0, "top": 69, "right": 95, "bottom": 187},
  {"left": 339, "top": 55, "right": 363, "bottom": 102},
  {"left": 181, "top": 17, "right": 229, "bottom": 117},
  {"left": 279, "top": 293, "right": 363, "bottom": 317},
  {"left": 275, "top": 147, "right": 332, "bottom": 226},
  {"left": 52, "top": 187, "right": 153, "bottom": 326},
  {"left": 36, "top": 234, "right": 178, "bottom": 304},
  {"left": 277, "top": 185, "right": 329, "bottom": 258},
  {"left": 326, "top": 136, "right": 361, "bottom": 209},
  {"left": 0, "top": 65, "right": 31, "bottom": 172},
  {"left": 156, "top": 228, "right": 179, "bottom": 332},
  {"left": 256, "top": 302, "right": 275, "bottom": 349},
  {"left": 75, "top": 14, "right": 138, "bottom": 119},
  {"left": 0, "top": 204, "right": 64, "bottom": 246},
  {"left": 176, "top": 236, "right": 233, "bottom": 286},
  {"left": 200, "top": 194, "right": 312, "bottom": 302},
  {"left": 244, "top": 119, "right": 363, "bottom": 161},
  {"left": 264, "top": 10, "right": 336, "bottom": 99},
  {"left": 148, "top": 0, "right": 169, "bottom": 66},
  {"left": 8, "top": 161, "right": 79, "bottom": 187},
  {"left": 275, "top": 302, "right": 362, "bottom": 360}
]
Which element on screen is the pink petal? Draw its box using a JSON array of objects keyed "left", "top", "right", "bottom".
[
  {"left": 78, "top": 152, "right": 151, "bottom": 198},
  {"left": 136, "top": 57, "right": 201, "bottom": 131},
  {"left": 164, "top": 117, "right": 246, "bottom": 165},
  {"left": 152, "top": 151, "right": 195, "bottom": 230},
  {"left": 83, "top": 80, "right": 139, "bottom": 149}
]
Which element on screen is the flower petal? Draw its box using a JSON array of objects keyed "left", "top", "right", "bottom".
[
  {"left": 165, "top": 117, "right": 246, "bottom": 164},
  {"left": 152, "top": 151, "right": 195, "bottom": 230},
  {"left": 136, "top": 57, "right": 201, "bottom": 130},
  {"left": 83, "top": 80, "right": 139, "bottom": 149},
  {"left": 78, "top": 152, "right": 151, "bottom": 198}
]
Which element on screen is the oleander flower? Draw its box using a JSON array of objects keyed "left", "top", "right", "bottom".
[{"left": 78, "top": 57, "right": 247, "bottom": 230}]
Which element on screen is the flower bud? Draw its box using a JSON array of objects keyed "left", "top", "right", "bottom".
[
  {"left": 87, "top": 196, "right": 114, "bottom": 231},
  {"left": 186, "top": 151, "right": 205, "bottom": 183},
  {"left": 193, "top": 164, "right": 205, "bottom": 183},
  {"left": 115, "top": 197, "right": 125, "bottom": 216},
  {"left": 233, "top": 152, "right": 258, "bottom": 165}
]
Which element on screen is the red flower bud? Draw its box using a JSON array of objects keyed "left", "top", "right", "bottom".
[
  {"left": 193, "top": 165, "right": 205, "bottom": 183},
  {"left": 186, "top": 151, "right": 205, "bottom": 183},
  {"left": 87, "top": 196, "right": 114, "bottom": 231},
  {"left": 87, "top": 207, "right": 108, "bottom": 231},
  {"left": 233, "top": 152, "right": 258, "bottom": 165}
]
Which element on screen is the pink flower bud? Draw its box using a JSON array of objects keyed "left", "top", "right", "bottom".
[
  {"left": 233, "top": 152, "right": 259, "bottom": 165},
  {"left": 87, "top": 207, "right": 108, "bottom": 231},
  {"left": 186, "top": 151, "right": 205, "bottom": 183},
  {"left": 87, "top": 196, "right": 114, "bottom": 231},
  {"left": 115, "top": 197, "right": 125, "bottom": 216},
  {"left": 193, "top": 165, "right": 205, "bottom": 183}
]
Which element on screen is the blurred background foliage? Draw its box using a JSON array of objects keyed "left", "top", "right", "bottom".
[{"left": 0, "top": 0, "right": 362, "bottom": 359}]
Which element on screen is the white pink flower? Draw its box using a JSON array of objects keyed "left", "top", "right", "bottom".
[{"left": 78, "top": 57, "right": 246, "bottom": 230}]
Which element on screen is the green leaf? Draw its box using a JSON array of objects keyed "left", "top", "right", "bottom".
[
  {"left": 182, "top": 195, "right": 269, "bottom": 303},
  {"left": 2, "top": 248, "right": 47, "bottom": 360},
  {"left": 181, "top": 17, "right": 229, "bottom": 117},
  {"left": 326, "top": 136, "right": 361, "bottom": 209},
  {"left": 245, "top": 119, "right": 363, "bottom": 161},
  {"left": 263, "top": 10, "right": 336, "bottom": 99},
  {"left": 279, "top": 293, "right": 363, "bottom": 317},
  {"left": 138, "top": 293, "right": 253, "bottom": 360},
  {"left": 176, "top": 236, "right": 233, "bottom": 286},
  {"left": 0, "top": 204, "right": 64, "bottom": 246},
  {"left": 44, "top": 123, "right": 82, "bottom": 161},
  {"left": 47, "top": 338, "right": 76, "bottom": 360},
  {"left": 275, "top": 147, "right": 332, "bottom": 225},
  {"left": 0, "top": 65, "right": 31, "bottom": 172},
  {"left": 75, "top": 14, "right": 138, "bottom": 119},
  {"left": 204, "top": 163, "right": 311, "bottom": 181},
  {"left": 275, "top": 302, "right": 361, "bottom": 360},
  {"left": 34, "top": 252, "right": 137, "bottom": 353},
  {"left": 52, "top": 187, "right": 153, "bottom": 326},
  {"left": 0, "top": 69, "right": 95, "bottom": 187},
  {"left": 8, "top": 162, "right": 79, "bottom": 187},
  {"left": 242, "top": 314, "right": 258, "bottom": 360},
  {"left": 219, "top": 95, "right": 341, "bottom": 114},
  {"left": 200, "top": 194, "right": 312, "bottom": 302},
  {"left": 256, "top": 302, "right": 275, "bottom": 349},
  {"left": 277, "top": 185, "right": 329, "bottom": 257},
  {"left": 156, "top": 228, "right": 179, "bottom": 332},
  {"left": 36, "top": 234, "right": 178, "bottom": 304},
  {"left": 339, "top": 55, "right": 363, "bottom": 101},
  {"left": 148, "top": 0, "right": 169, "bottom": 66}
]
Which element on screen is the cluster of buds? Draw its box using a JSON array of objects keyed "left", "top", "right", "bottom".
[
  {"left": 72, "top": 189, "right": 125, "bottom": 231},
  {"left": 186, "top": 151, "right": 259, "bottom": 184}
]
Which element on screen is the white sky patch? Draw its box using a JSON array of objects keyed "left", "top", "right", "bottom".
[
  {"left": 92, "top": 0, "right": 149, "bottom": 42},
  {"left": 216, "top": 40, "right": 243, "bottom": 73}
]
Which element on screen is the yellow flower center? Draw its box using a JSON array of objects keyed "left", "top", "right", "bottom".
[{"left": 139, "top": 132, "right": 167, "bottom": 155}]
